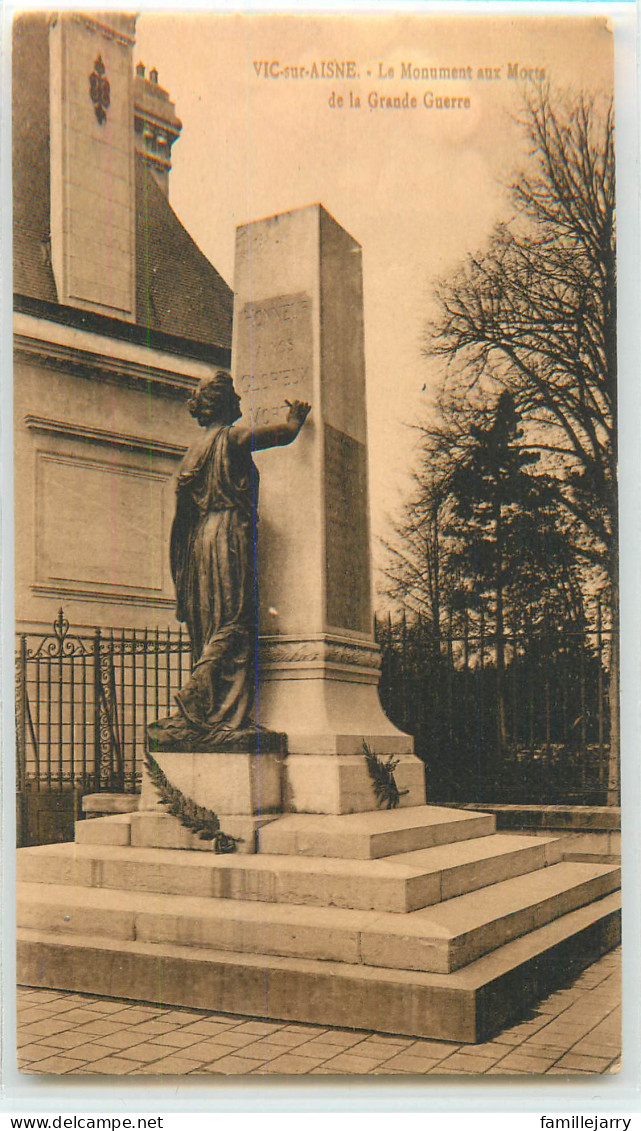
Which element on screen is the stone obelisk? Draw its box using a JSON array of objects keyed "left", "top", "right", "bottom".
[{"left": 232, "top": 204, "right": 425, "bottom": 814}]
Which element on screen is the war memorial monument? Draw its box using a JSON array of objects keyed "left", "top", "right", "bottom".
[{"left": 17, "top": 204, "right": 621, "bottom": 1046}]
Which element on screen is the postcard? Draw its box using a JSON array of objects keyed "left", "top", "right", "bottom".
[{"left": 11, "top": 6, "right": 628, "bottom": 1084}]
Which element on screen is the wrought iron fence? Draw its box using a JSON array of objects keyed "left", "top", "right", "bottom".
[
  {"left": 16, "top": 609, "right": 191, "bottom": 795},
  {"left": 16, "top": 602, "right": 617, "bottom": 806},
  {"left": 374, "top": 598, "right": 616, "bottom": 805}
]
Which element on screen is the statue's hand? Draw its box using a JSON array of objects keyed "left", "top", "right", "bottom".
[{"left": 285, "top": 400, "right": 312, "bottom": 429}]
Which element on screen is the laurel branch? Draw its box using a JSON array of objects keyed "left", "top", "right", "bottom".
[
  {"left": 144, "top": 749, "right": 242, "bottom": 853},
  {"left": 362, "top": 740, "right": 409, "bottom": 810}
]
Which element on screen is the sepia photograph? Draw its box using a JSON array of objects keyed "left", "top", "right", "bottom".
[{"left": 12, "top": 8, "right": 622, "bottom": 1081}]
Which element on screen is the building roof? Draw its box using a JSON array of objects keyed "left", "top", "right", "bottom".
[
  {"left": 135, "top": 156, "right": 233, "bottom": 349},
  {"left": 12, "top": 13, "right": 233, "bottom": 355}
]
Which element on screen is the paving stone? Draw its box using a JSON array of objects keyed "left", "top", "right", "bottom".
[
  {"left": 484, "top": 1066, "right": 534, "bottom": 1075},
  {"left": 430, "top": 1066, "right": 480, "bottom": 1074},
  {"left": 259, "top": 1029, "right": 318, "bottom": 1047},
  {"left": 72, "top": 1020, "right": 128, "bottom": 1037},
  {"left": 239, "top": 1038, "right": 305, "bottom": 1061},
  {"left": 143, "top": 1030, "right": 209, "bottom": 1050},
  {"left": 437, "top": 1052, "right": 497, "bottom": 1072},
  {"left": 571, "top": 1038, "right": 621, "bottom": 1055},
  {"left": 378, "top": 1053, "right": 441, "bottom": 1072},
  {"left": 348, "top": 1038, "right": 409, "bottom": 1057},
  {"left": 487, "top": 1029, "right": 533, "bottom": 1046},
  {"left": 406, "top": 1038, "right": 460, "bottom": 1055},
  {"left": 282, "top": 1040, "right": 354, "bottom": 1062},
  {"left": 18, "top": 1042, "right": 66, "bottom": 1063},
  {"left": 125, "top": 1021, "right": 182, "bottom": 1036},
  {"left": 494, "top": 1052, "right": 559, "bottom": 1071},
  {"left": 358, "top": 1033, "right": 415, "bottom": 1046},
  {"left": 321, "top": 1053, "right": 389, "bottom": 1072},
  {"left": 60, "top": 994, "right": 103, "bottom": 1004},
  {"left": 25, "top": 1029, "right": 94, "bottom": 1051},
  {"left": 520, "top": 1043, "right": 569, "bottom": 1057},
  {"left": 525, "top": 1030, "right": 577, "bottom": 1047},
  {"left": 19, "top": 992, "right": 63, "bottom": 1004},
  {"left": 73, "top": 1056, "right": 140, "bottom": 1075},
  {"left": 118, "top": 1042, "right": 171, "bottom": 1063},
  {"left": 23, "top": 1054, "right": 87, "bottom": 1074},
  {"left": 159, "top": 1010, "right": 211, "bottom": 1023},
  {"left": 284, "top": 1023, "right": 328, "bottom": 1034},
  {"left": 305, "top": 1030, "right": 368, "bottom": 1048},
  {"left": 177, "top": 1040, "right": 249, "bottom": 1062},
  {"left": 97, "top": 1031, "right": 161, "bottom": 1050},
  {"left": 555, "top": 1052, "right": 614, "bottom": 1071},
  {"left": 130, "top": 1056, "right": 203, "bottom": 1075},
  {"left": 544, "top": 1066, "right": 593, "bottom": 1075},
  {"left": 370, "top": 1066, "right": 413, "bottom": 1074},
  {"left": 54, "top": 1007, "right": 104, "bottom": 1023},
  {"left": 218, "top": 1029, "right": 283, "bottom": 1048},
  {"left": 179, "top": 1023, "right": 241, "bottom": 1040},
  {"left": 204, "top": 1054, "right": 266, "bottom": 1074},
  {"left": 252, "top": 1053, "right": 330, "bottom": 1074},
  {"left": 109, "top": 1007, "right": 162, "bottom": 1024},
  {"left": 18, "top": 1019, "right": 76, "bottom": 1038},
  {"left": 234, "top": 1021, "right": 285, "bottom": 1035},
  {"left": 79, "top": 1000, "right": 133, "bottom": 1015},
  {"left": 180, "top": 1020, "right": 240, "bottom": 1037},
  {"left": 446, "top": 1044, "right": 504, "bottom": 1061},
  {"left": 71, "top": 1044, "right": 125, "bottom": 1064},
  {"left": 17, "top": 1007, "right": 58, "bottom": 1024},
  {"left": 535, "top": 1000, "right": 571, "bottom": 1016}
]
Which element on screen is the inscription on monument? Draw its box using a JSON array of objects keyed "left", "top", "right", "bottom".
[
  {"left": 324, "top": 423, "right": 371, "bottom": 634},
  {"left": 236, "top": 292, "right": 313, "bottom": 427}
]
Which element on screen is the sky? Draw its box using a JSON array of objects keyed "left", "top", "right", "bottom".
[{"left": 135, "top": 11, "right": 613, "bottom": 589}]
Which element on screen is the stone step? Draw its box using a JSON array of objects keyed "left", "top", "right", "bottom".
[
  {"left": 74, "top": 811, "right": 278, "bottom": 855},
  {"left": 73, "top": 804, "right": 496, "bottom": 859},
  {"left": 258, "top": 805, "right": 496, "bottom": 858},
  {"left": 16, "top": 861, "right": 620, "bottom": 974},
  {"left": 17, "top": 833, "right": 562, "bottom": 913},
  {"left": 16, "top": 891, "right": 621, "bottom": 1043}
]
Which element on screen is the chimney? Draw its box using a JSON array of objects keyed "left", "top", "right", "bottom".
[
  {"left": 134, "top": 63, "right": 181, "bottom": 198},
  {"left": 49, "top": 12, "right": 137, "bottom": 320}
]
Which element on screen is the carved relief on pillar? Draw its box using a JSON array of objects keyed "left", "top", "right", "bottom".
[{"left": 259, "top": 634, "right": 381, "bottom": 684}]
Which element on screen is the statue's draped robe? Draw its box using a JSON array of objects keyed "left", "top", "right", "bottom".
[{"left": 169, "top": 424, "right": 257, "bottom": 740}]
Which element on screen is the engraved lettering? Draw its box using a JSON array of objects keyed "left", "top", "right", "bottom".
[{"left": 236, "top": 292, "right": 313, "bottom": 429}]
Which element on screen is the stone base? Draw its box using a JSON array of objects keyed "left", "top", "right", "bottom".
[
  {"left": 284, "top": 753, "right": 426, "bottom": 814},
  {"left": 18, "top": 800, "right": 621, "bottom": 1042},
  {"left": 258, "top": 673, "right": 414, "bottom": 755},
  {"left": 140, "top": 751, "right": 283, "bottom": 816}
]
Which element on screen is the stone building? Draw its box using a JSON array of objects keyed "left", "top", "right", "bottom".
[
  {"left": 13, "top": 11, "right": 233, "bottom": 637},
  {"left": 13, "top": 11, "right": 235, "bottom": 837}
]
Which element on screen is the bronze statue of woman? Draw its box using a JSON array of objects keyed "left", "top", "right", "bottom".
[{"left": 147, "top": 371, "right": 310, "bottom": 753}]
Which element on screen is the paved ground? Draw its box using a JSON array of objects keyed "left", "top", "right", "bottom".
[{"left": 17, "top": 946, "right": 621, "bottom": 1077}]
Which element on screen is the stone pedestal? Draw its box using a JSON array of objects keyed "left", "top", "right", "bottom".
[
  {"left": 140, "top": 751, "right": 283, "bottom": 815},
  {"left": 232, "top": 204, "right": 419, "bottom": 811},
  {"left": 138, "top": 751, "right": 283, "bottom": 853},
  {"left": 284, "top": 754, "right": 425, "bottom": 816}
]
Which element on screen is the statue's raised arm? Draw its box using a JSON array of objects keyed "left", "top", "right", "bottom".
[
  {"left": 147, "top": 371, "right": 310, "bottom": 754},
  {"left": 230, "top": 398, "right": 311, "bottom": 452}
]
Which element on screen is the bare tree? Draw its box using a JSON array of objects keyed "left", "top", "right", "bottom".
[{"left": 426, "top": 86, "right": 618, "bottom": 798}]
